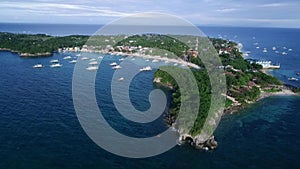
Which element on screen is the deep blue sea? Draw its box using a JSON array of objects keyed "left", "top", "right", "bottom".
[{"left": 0, "top": 23, "right": 299, "bottom": 169}]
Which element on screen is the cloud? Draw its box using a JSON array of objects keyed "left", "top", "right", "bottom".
[
  {"left": 0, "top": 1, "right": 131, "bottom": 17},
  {"left": 259, "top": 3, "right": 290, "bottom": 8},
  {"left": 216, "top": 8, "right": 239, "bottom": 13}
]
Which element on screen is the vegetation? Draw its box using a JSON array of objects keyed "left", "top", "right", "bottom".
[
  {"left": 0, "top": 32, "right": 89, "bottom": 56},
  {"left": 155, "top": 67, "right": 211, "bottom": 136},
  {"left": 114, "top": 34, "right": 190, "bottom": 58},
  {"left": 264, "top": 88, "right": 282, "bottom": 93},
  {"left": 123, "top": 34, "right": 285, "bottom": 136},
  {"left": 292, "top": 87, "right": 300, "bottom": 93}
]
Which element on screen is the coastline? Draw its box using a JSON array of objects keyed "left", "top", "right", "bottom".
[{"left": 0, "top": 48, "right": 53, "bottom": 57}]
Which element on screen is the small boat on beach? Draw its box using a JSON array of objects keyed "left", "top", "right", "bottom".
[
  {"left": 50, "top": 63, "right": 62, "bottom": 68},
  {"left": 33, "top": 64, "right": 43, "bottom": 68}
]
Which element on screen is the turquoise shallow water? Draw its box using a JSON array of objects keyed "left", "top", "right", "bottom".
[{"left": 0, "top": 24, "right": 300, "bottom": 169}]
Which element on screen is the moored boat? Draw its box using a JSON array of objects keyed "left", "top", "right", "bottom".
[
  {"left": 50, "top": 63, "right": 62, "bottom": 68},
  {"left": 86, "top": 66, "right": 98, "bottom": 71},
  {"left": 139, "top": 66, "right": 152, "bottom": 71},
  {"left": 69, "top": 60, "right": 77, "bottom": 63},
  {"left": 110, "top": 62, "right": 118, "bottom": 66},
  {"left": 112, "top": 65, "right": 122, "bottom": 69},
  {"left": 50, "top": 59, "right": 59, "bottom": 63},
  {"left": 63, "top": 56, "right": 72, "bottom": 60},
  {"left": 33, "top": 64, "right": 43, "bottom": 68},
  {"left": 288, "top": 77, "right": 298, "bottom": 81}
]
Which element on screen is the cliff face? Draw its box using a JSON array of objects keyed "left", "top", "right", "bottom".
[
  {"left": 178, "top": 134, "right": 218, "bottom": 150},
  {"left": 154, "top": 77, "right": 218, "bottom": 150}
]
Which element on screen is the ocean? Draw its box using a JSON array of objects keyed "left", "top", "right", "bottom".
[{"left": 0, "top": 23, "right": 299, "bottom": 169}]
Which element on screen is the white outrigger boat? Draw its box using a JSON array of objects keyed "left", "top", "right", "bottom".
[
  {"left": 139, "top": 66, "right": 152, "bottom": 71},
  {"left": 86, "top": 66, "right": 98, "bottom": 71},
  {"left": 33, "top": 64, "right": 43, "bottom": 68},
  {"left": 50, "top": 63, "right": 62, "bottom": 68}
]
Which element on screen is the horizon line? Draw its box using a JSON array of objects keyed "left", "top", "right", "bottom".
[{"left": 0, "top": 22, "right": 299, "bottom": 30}]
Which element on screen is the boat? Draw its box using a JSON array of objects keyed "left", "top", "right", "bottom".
[
  {"left": 152, "top": 59, "right": 159, "bottom": 63},
  {"left": 243, "top": 53, "right": 249, "bottom": 57},
  {"left": 145, "top": 59, "right": 150, "bottom": 62},
  {"left": 33, "top": 64, "right": 43, "bottom": 68},
  {"left": 89, "top": 61, "right": 98, "bottom": 65},
  {"left": 272, "top": 47, "right": 277, "bottom": 51},
  {"left": 296, "top": 72, "right": 300, "bottom": 76},
  {"left": 256, "top": 46, "right": 260, "bottom": 49},
  {"left": 86, "top": 66, "right": 98, "bottom": 71},
  {"left": 110, "top": 62, "right": 118, "bottom": 66},
  {"left": 89, "top": 58, "right": 96, "bottom": 62},
  {"left": 275, "top": 51, "right": 280, "bottom": 54},
  {"left": 254, "top": 60, "right": 280, "bottom": 69},
  {"left": 98, "top": 56, "right": 104, "bottom": 59},
  {"left": 174, "top": 63, "right": 178, "bottom": 66},
  {"left": 288, "top": 49, "right": 293, "bottom": 52},
  {"left": 69, "top": 60, "right": 77, "bottom": 63},
  {"left": 63, "top": 56, "right": 72, "bottom": 60},
  {"left": 288, "top": 77, "right": 299, "bottom": 81},
  {"left": 76, "top": 54, "right": 81, "bottom": 57},
  {"left": 139, "top": 66, "right": 152, "bottom": 71},
  {"left": 50, "top": 63, "right": 62, "bottom": 68},
  {"left": 50, "top": 59, "right": 59, "bottom": 63},
  {"left": 263, "top": 48, "right": 268, "bottom": 53},
  {"left": 118, "top": 77, "right": 125, "bottom": 81},
  {"left": 282, "top": 52, "right": 288, "bottom": 55},
  {"left": 81, "top": 57, "right": 89, "bottom": 60},
  {"left": 112, "top": 65, "right": 122, "bottom": 69},
  {"left": 119, "top": 58, "right": 125, "bottom": 61}
]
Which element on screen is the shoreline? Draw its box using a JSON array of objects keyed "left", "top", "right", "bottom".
[
  {"left": 0, "top": 48, "right": 53, "bottom": 57},
  {"left": 104, "top": 51, "right": 201, "bottom": 69}
]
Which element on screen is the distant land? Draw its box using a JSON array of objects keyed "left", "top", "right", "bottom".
[{"left": 0, "top": 32, "right": 299, "bottom": 150}]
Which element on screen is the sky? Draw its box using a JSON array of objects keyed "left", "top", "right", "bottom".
[{"left": 0, "top": 0, "right": 300, "bottom": 28}]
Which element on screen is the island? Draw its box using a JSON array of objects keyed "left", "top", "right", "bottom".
[{"left": 1, "top": 32, "right": 299, "bottom": 150}]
